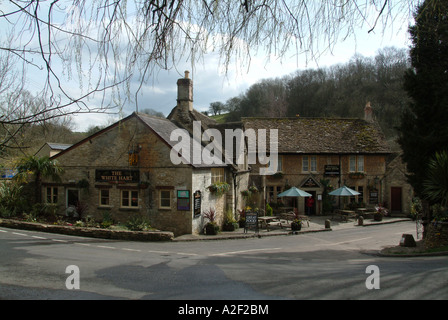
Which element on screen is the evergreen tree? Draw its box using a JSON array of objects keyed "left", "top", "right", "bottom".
[{"left": 398, "top": 0, "right": 448, "bottom": 198}]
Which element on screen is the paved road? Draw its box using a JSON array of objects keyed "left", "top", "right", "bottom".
[{"left": 1, "top": 221, "right": 447, "bottom": 300}]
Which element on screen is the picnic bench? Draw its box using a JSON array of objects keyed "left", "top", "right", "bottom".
[
  {"left": 257, "top": 216, "right": 281, "bottom": 231},
  {"left": 333, "top": 209, "right": 357, "bottom": 222},
  {"left": 279, "top": 212, "right": 311, "bottom": 227}
]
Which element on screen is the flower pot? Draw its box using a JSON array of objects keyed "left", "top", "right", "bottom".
[
  {"left": 373, "top": 213, "right": 383, "bottom": 221},
  {"left": 205, "top": 223, "right": 219, "bottom": 235},
  {"left": 222, "top": 222, "right": 239, "bottom": 232},
  {"left": 291, "top": 221, "right": 302, "bottom": 231}
]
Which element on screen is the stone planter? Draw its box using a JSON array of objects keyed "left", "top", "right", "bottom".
[
  {"left": 205, "top": 223, "right": 219, "bottom": 235},
  {"left": 222, "top": 222, "right": 239, "bottom": 232},
  {"left": 373, "top": 213, "right": 383, "bottom": 221}
]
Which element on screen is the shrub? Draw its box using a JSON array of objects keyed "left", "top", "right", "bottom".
[
  {"left": 101, "top": 211, "right": 114, "bottom": 228},
  {"left": 266, "top": 203, "right": 273, "bottom": 216},
  {"left": 0, "top": 181, "right": 25, "bottom": 217},
  {"left": 125, "top": 215, "right": 151, "bottom": 231}
]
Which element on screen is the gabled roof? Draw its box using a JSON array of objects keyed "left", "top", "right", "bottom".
[
  {"left": 46, "top": 143, "right": 72, "bottom": 150},
  {"left": 35, "top": 142, "right": 72, "bottom": 156},
  {"left": 52, "top": 112, "right": 228, "bottom": 168},
  {"left": 242, "top": 117, "right": 391, "bottom": 154}
]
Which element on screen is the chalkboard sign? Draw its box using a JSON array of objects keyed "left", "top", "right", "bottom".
[{"left": 245, "top": 211, "right": 258, "bottom": 233}]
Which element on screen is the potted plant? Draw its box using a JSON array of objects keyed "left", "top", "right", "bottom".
[
  {"left": 291, "top": 219, "right": 302, "bottom": 231},
  {"left": 207, "top": 182, "right": 230, "bottom": 197},
  {"left": 291, "top": 211, "right": 302, "bottom": 231},
  {"left": 374, "top": 204, "right": 388, "bottom": 221},
  {"left": 238, "top": 209, "right": 246, "bottom": 228},
  {"left": 248, "top": 185, "right": 258, "bottom": 193},
  {"left": 222, "top": 209, "right": 239, "bottom": 231},
  {"left": 203, "top": 207, "right": 219, "bottom": 235}
]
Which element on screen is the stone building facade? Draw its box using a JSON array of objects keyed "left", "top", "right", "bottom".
[
  {"left": 383, "top": 153, "right": 414, "bottom": 216},
  {"left": 242, "top": 103, "right": 393, "bottom": 215},
  {"left": 42, "top": 73, "right": 249, "bottom": 236}
]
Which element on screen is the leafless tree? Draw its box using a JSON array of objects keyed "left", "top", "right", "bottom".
[{"left": 1, "top": 1, "right": 418, "bottom": 137}]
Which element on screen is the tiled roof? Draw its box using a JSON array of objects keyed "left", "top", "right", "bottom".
[
  {"left": 46, "top": 143, "right": 72, "bottom": 150},
  {"left": 242, "top": 117, "right": 391, "bottom": 154},
  {"left": 136, "top": 113, "right": 228, "bottom": 168}
]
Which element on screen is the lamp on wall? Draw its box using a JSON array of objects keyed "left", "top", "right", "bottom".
[{"left": 374, "top": 176, "right": 379, "bottom": 186}]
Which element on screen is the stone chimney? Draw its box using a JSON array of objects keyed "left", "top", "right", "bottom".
[
  {"left": 364, "top": 101, "right": 373, "bottom": 122},
  {"left": 177, "top": 70, "right": 193, "bottom": 112}
]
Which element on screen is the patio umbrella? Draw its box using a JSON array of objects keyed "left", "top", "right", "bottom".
[
  {"left": 277, "top": 187, "right": 312, "bottom": 214},
  {"left": 329, "top": 185, "right": 360, "bottom": 196},
  {"left": 277, "top": 187, "right": 312, "bottom": 198}
]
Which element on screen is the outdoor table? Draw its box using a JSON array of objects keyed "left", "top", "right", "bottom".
[
  {"left": 338, "top": 210, "right": 356, "bottom": 222},
  {"left": 279, "top": 212, "right": 310, "bottom": 227},
  {"left": 258, "top": 216, "right": 280, "bottom": 231},
  {"left": 355, "top": 208, "right": 368, "bottom": 217}
]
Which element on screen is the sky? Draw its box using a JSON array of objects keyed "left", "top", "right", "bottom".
[
  {"left": 2, "top": 2, "right": 414, "bottom": 133},
  {"left": 84, "top": 23, "right": 409, "bottom": 133}
]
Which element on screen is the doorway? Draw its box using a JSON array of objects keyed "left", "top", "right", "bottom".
[
  {"left": 303, "top": 191, "right": 316, "bottom": 215},
  {"left": 391, "top": 187, "right": 402, "bottom": 213},
  {"left": 67, "top": 188, "right": 80, "bottom": 208}
]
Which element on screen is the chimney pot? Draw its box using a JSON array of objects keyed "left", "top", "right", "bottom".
[
  {"left": 177, "top": 70, "right": 193, "bottom": 112},
  {"left": 364, "top": 101, "right": 373, "bottom": 122}
]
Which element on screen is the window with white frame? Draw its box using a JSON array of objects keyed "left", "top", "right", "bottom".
[
  {"left": 310, "top": 156, "right": 317, "bottom": 172},
  {"left": 350, "top": 155, "right": 364, "bottom": 172},
  {"left": 159, "top": 189, "right": 171, "bottom": 209},
  {"left": 302, "top": 156, "right": 309, "bottom": 172},
  {"left": 211, "top": 168, "right": 225, "bottom": 184},
  {"left": 46, "top": 187, "right": 58, "bottom": 204},
  {"left": 121, "top": 190, "right": 139, "bottom": 208},
  {"left": 302, "top": 155, "right": 317, "bottom": 172},
  {"left": 357, "top": 155, "right": 364, "bottom": 172}
]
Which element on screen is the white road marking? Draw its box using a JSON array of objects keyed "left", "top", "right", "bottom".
[
  {"left": 210, "top": 247, "right": 282, "bottom": 256},
  {"left": 314, "top": 237, "right": 372, "bottom": 246},
  {"left": 96, "top": 245, "right": 116, "bottom": 249},
  {"left": 52, "top": 239, "right": 68, "bottom": 243},
  {"left": 147, "top": 250, "right": 171, "bottom": 254},
  {"left": 74, "top": 243, "right": 91, "bottom": 247},
  {"left": 12, "top": 232, "right": 27, "bottom": 236},
  {"left": 122, "top": 248, "right": 141, "bottom": 252},
  {"left": 176, "top": 252, "right": 198, "bottom": 256},
  {"left": 31, "top": 235, "right": 47, "bottom": 240}
]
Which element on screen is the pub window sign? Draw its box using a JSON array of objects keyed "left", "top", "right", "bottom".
[{"left": 177, "top": 190, "right": 190, "bottom": 211}]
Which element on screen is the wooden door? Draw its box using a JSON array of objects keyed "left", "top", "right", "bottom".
[{"left": 391, "top": 187, "right": 402, "bottom": 213}]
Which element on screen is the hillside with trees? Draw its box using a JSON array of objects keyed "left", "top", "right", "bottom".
[{"left": 214, "top": 47, "right": 410, "bottom": 143}]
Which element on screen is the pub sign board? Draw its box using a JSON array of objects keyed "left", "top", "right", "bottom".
[
  {"left": 369, "top": 189, "right": 379, "bottom": 204},
  {"left": 95, "top": 169, "right": 140, "bottom": 183},
  {"left": 245, "top": 211, "right": 258, "bottom": 233},
  {"left": 193, "top": 190, "right": 202, "bottom": 217},
  {"left": 324, "top": 165, "right": 340, "bottom": 176}
]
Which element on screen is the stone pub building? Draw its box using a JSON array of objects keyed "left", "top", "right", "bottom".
[
  {"left": 42, "top": 72, "right": 249, "bottom": 236},
  {"left": 242, "top": 103, "right": 395, "bottom": 215}
]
